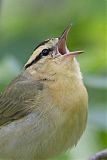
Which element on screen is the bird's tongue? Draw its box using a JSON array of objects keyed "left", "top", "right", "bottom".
[{"left": 58, "top": 25, "right": 84, "bottom": 56}]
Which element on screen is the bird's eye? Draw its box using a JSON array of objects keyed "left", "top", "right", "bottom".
[{"left": 41, "top": 49, "right": 50, "bottom": 56}]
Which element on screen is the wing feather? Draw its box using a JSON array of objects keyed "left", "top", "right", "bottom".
[{"left": 0, "top": 72, "right": 43, "bottom": 126}]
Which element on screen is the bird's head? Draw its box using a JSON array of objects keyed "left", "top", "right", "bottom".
[{"left": 25, "top": 25, "right": 83, "bottom": 81}]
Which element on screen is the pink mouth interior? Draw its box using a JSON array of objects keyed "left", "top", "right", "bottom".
[
  {"left": 58, "top": 38, "right": 68, "bottom": 55},
  {"left": 57, "top": 26, "right": 70, "bottom": 55},
  {"left": 57, "top": 25, "right": 83, "bottom": 56}
]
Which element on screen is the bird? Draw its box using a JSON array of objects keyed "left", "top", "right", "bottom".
[{"left": 0, "top": 25, "right": 88, "bottom": 160}]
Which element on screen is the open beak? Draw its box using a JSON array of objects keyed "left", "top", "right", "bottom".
[{"left": 57, "top": 25, "right": 84, "bottom": 56}]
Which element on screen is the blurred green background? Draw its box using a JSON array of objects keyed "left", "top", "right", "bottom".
[{"left": 0, "top": 0, "right": 106, "bottom": 160}]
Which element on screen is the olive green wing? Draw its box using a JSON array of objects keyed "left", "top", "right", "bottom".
[{"left": 0, "top": 73, "right": 43, "bottom": 126}]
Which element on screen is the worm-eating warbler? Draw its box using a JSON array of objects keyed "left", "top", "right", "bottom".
[{"left": 0, "top": 26, "right": 88, "bottom": 160}]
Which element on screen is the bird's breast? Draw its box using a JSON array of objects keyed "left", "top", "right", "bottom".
[{"left": 43, "top": 77, "right": 88, "bottom": 149}]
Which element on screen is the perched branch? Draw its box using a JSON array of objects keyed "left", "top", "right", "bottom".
[{"left": 89, "top": 149, "right": 107, "bottom": 160}]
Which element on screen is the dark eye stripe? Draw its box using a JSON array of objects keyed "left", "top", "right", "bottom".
[
  {"left": 25, "top": 48, "right": 52, "bottom": 69},
  {"left": 33, "top": 39, "right": 50, "bottom": 51},
  {"left": 25, "top": 54, "right": 42, "bottom": 69}
]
